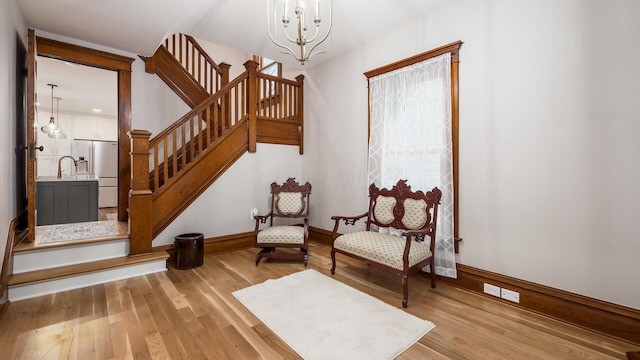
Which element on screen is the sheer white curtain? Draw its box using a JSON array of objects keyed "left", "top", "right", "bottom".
[{"left": 368, "top": 53, "right": 457, "bottom": 278}]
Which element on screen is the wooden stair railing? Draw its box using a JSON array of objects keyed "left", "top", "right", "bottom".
[
  {"left": 149, "top": 70, "right": 250, "bottom": 193},
  {"left": 129, "top": 60, "right": 305, "bottom": 255},
  {"left": 256, "top": 72, "right": 306, "bottom": 153},
  {"left": 141, "top": 34, "right": 230, "bottom": 108},
  {"left": 164, "top": 34, "right": 227, "bottom": 96}
]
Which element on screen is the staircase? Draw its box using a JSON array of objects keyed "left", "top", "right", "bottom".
[{"left": 129, "top": 34, "right": 305, "bottom": 255}]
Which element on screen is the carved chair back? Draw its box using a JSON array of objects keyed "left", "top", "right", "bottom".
[
  {"left": 269, "top": 178, "right": 312, "bottom": 226},
  {"left": 366, "top": 180, "right": 442, "bottom": 239}
]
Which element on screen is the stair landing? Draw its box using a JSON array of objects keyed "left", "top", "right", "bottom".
[{"left": 10, "top": 220, "right": 168, "bottom": 301}]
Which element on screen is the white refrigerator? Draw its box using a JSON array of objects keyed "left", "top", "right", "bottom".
[{"left": 72, "top": 140, "right": 118, "bottom": 208}]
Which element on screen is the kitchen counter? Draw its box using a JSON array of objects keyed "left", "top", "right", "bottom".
[
  {"left": 36, "top": 175, "right": 99, "bottom": 182},
  {"left": 36, "top": 177, "right": 99, "bottom": 225}
]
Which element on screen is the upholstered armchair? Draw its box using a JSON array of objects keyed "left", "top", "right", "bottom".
[
  {"left": 330, "top": 180, "right": 442, "bottom": 308},
  {"left": 254, "top": 178, "right": 312, "bottom": 266}
]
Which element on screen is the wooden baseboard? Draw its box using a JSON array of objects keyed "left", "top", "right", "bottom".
[
  {"left": 154, "top": 231, "right": 254, "bottom": 265},
  {"left": 154, "top": 228, "right": 329, "bottom": 265},
  {"left": 438, "top": 264, "right": 640, "bottom": 346},
  {"left": 309, "top": 226, "right": 334, "bottom": 246},
  {"left": 310, "top": 225, "right": 640, "bottom": 346}
]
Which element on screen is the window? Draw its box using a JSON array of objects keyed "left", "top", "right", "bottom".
[
  {"left": 253, "top": 56, "right": 282, "bottom": 99},
  {"left": 253, "top": 55, "right": 282, "bottom": 77},
  {"left": 364, "top": 41, "right": 462, "bottom": 278}
]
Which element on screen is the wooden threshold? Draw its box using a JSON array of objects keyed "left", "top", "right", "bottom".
[{"left": 8, "top": 251, "right": 168, "bottom": 286}]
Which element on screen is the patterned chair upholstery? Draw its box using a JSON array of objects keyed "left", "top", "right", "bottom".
[
  {"left": 331, "top": 180, "right": 442, "bottom": 308},
  {"left": 254, "top": 178, "right": 312, "bottom": 266}
]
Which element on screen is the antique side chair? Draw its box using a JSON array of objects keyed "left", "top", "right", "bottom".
[{"left": 254, "top": 178, "right": 312, "bottom": 266}]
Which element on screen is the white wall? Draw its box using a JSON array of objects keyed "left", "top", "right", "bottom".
[
  {"left": 153, "top": 143, "right": 304, "bottom": 246},
  {"left": 0, "top": 0, "right": 26, "bottom": 265},
  {"left": 303, "top": 0, "right": 640, "bottom": 309},
  {"left": 194, "top": 38, "right": 250, "bottom": 80}
]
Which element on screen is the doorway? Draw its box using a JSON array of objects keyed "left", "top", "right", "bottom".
[{"left": 27, "top": 35, "right": 134, "bottom": 241}]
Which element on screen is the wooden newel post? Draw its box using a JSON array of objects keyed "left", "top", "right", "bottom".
[
  {"left": 244, "top": 60, "right": 259, "bottom": 153},
  {"left": 219, "top": 62, "right": 231, "bottom": 86},
  {"left": 128, "top": 130, "right": 153, "bottom": 256},
  {"left": 296, "top": 74, "right": 305, "bottom": 155}
]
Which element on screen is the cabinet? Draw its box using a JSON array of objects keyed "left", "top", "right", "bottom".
[
  {"left": 36, "top": 178, "right": 99, "bottom": 225},
  {"left": 74, "top": 115, "right": 117, "bottom": 141}
]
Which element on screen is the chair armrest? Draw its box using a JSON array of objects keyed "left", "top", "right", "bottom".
[
  {"left": 402, "top": 228, "right": 437, "bottom": 259},
  {"left": 330, "top": 213, "right": 368, "bottom": 240},
  {"left": 253, "top": 212, "right": 273, "bottom": 233}
]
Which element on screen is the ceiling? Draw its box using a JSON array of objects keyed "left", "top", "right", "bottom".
[
  {"left": 36, "top": 56, "right": 117, "bottom": 117},
  {"left": 19, "top": 0, "right": 456, "bottom": 114}
]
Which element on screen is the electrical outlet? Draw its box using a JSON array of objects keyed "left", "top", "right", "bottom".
[
  {"left": 501, "top": 288, "right": 520, "bottom": 303},
  {"left": 250, "top": 208, "right": 259, "bottom": 219},
  {"left": 483, "top": 283, "right": 501, "bottom": 297}
]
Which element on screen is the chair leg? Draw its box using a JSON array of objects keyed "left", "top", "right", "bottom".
[
  {"left": 402, "top": 275, "right": 409, "bottom": 308},
  {"left": 430, "top": 262, "right": 436, "bottom": 288},
  {"left": 330, "top": 249, "right": 336, "bottom": 274},
  {"left": 255, "top": 247, "right": 272, "bottom": 266}
]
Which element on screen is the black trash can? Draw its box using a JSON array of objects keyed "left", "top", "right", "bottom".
[{"left": 174, "top": 233, "right": 204, "bottom": 270}]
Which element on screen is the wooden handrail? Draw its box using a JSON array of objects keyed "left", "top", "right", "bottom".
[
  {"left": 164, "top": 34, "right": 228, "bottom": 95},
  {"left": 150, "top": 72, "right": 249, "bottom": 147},
  {"left": 148, "top": 73, "right": 250, "bottom": 192},
  {"left": 184, "top": 35, "right": 221, "bottom": 74},
  {"left": 255, "top": 72, "right": 304, "bottom": 126}
]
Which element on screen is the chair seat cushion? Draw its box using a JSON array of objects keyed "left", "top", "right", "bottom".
[
  {"left": 257, "top": 225, "right": 305, "bottom": 245},
  {"left": 334, "top": 231, "right": 432, "bottom": 271}
]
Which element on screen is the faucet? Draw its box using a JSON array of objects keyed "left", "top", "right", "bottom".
[{"left": 57, "top": 156, "right": 78, "bottom": 178}]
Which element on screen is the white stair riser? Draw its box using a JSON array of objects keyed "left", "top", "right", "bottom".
[
  {"left": 13, "top": 239, "right": 129, "bottom": 274},
  {"left": 9, "top": 259, "right": 167, "bottom": 301}
]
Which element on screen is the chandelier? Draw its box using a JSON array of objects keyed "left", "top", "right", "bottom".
[
  {"left": 40, "top": 83, "right": 64, "bottom": 137},
  {"left": 267, "top": 0, "right": 332, "bottom": 65}
]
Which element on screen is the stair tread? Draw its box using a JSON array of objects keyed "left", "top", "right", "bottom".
[
  {"left": 14, "top": 234, "right": 129, "bottom": 253},
  {"left": 9, "top": 251, "right": 169, "bottom": 286}
]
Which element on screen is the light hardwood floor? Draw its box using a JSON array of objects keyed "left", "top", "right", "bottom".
[{"left": 1, "top": 242, "right": 637, "bottom": 359}]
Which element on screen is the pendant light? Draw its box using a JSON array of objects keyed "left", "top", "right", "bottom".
[
  {"left": 41, "top": 83, "right": 64, "bottom": 136},
  {"left": 267, "top": 0, "right": 333, "bottom": 65},
  {"left": 48, "top": 96, "right": 67, "bottom": 139}
]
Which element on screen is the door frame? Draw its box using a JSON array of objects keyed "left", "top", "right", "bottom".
[{"left": 29, "top": 35, "right": 134, "bottom": 240}]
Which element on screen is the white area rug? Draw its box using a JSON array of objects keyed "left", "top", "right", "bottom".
[
  {"left": 233, "top": 269, "right": 435, "bottom": 360},
  {"left": 39, "top": 222, "right": 120, "bottom": 244}
]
